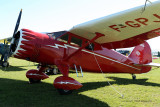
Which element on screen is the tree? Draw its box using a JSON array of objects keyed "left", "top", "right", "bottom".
[{"left": 158, "top": 51, "right": 160, "bottom": 57}]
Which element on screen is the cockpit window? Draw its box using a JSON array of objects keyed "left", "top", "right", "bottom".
[
  {"left": 57, "top": 34, "right": 69, "bottom": 43},
  {"left": 47, "top": 31, "right": 67, "bottom": 40},
  {"left": 85, "top": 42, "right": 94, "bottom": 50},
  {"left": 47, "top": 33, "right": 56, "bottom": 39},
  {"left": 70, "top": 36, "right": 82, "bottom": 47}
]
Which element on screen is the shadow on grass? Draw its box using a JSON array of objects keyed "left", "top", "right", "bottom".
[
  {"left": 108, "top": 77, "right": 160, "bottom": 87},
  {"left": 0, "top": 66, "right": 27, "bottom": 71},
  {"left": 0, "top": 78, "right": 109, "bottom": 107},
  {"left": 78, "top": 81, "right": 109, "bottom": 92}
]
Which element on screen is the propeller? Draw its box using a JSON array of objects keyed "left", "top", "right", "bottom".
[
  {"left": 9, "top": 9, "right": 22, "bottom": 54},
  {"left": 0, "top": 9, "right": 22, "bottom": 67},
  {"left": 13, "top": 9, "right": 22, "bottom": 38}
]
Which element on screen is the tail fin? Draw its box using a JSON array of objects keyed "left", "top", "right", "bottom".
[{"left": 129, "top": 41, "right": 152, "bottom": 64}]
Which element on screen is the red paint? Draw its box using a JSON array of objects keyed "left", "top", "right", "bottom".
[
  {"left": 109, "top": 25, "right": 121, "bottom": 32},
  {"left": 12, "top": 28, "right": 157, "bottom": 91},
  {"left": 125, "top": 21, "right": 141, "bottom": 27},
  {"left": 26, "top": 70, "right": 49, "bottom": 80},
  {"left": 55, "top": 60, "right": 69, "bottom": 77},
  {"left": 135, "top": 18, "right": 148, "bottom": 26},
  {"left": 153, "top": 14, "right": 160, "bottom": 22},
  {"left": 109, "top": 14, "right": 160, "bottom": 32},
  {"left": 13, "top": 28, "right": 154, "bottom": 74},
  {"left": 54, "top": 76, "right": 82, "bottom": 90},
  {"left": 102, "top": 27, "right": 160, "bottom": 49},
  {"left": 129, "top": 41, "right": 152, "bottom": 64},
  {"left": 64, "top": 32, "right": 104, "bottom": 61},
  {"left": 128, "top": 41, "right": 152, "bottom": 73}
]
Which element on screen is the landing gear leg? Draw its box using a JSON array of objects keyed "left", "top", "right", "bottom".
[
  {"left": 56, "top": 63, "right": 72, "bottom": 95},
  {"left": 0, "top": 54, "right": 9, "bottom": 67},
  {"left": 54, "top": 60, "right": 82, "bottom": 95},
  {"left": 132, "top": 74, "right": 136, "bottom": 80},
  {"left": 2, "top": 61, "right": 9, "bottom": 67}
]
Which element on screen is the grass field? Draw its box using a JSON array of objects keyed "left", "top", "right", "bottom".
[{"left": 0, "top": 58, "right": 160, "bottom": 107}]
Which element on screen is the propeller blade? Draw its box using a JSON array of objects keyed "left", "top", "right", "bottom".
[
  {"left": 13, "top": 9, "right": 22, "bottom": 38},
  {"left": 4, "top": 40, "right": 5, "bottom": 44},
  {"left": 6, "top": 37, "right": 12, "bottom": 43},
  {"left": 9, "top": 9, "right": 22, "bottom": 53}
]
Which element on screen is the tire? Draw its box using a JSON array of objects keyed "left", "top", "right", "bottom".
[
  {"left": 45, "top": 68, "right": 59, "bottom": 75},
  {"left": 2, "top": 61, "right": 9, "bottom": 67},
  {"left": 57, "top": 89, "right": 73, "bottom": 95},
  {"left": 29, "top": 78, "right": 41, "bottom": 84},
  {"left": 45, "top": 69, "right": 53, "bottom": 75},
  {"left": 53, "top": 68, "right": 58, "bottom": 75},
  {"left": 132, "top": 74, "right": 136, "bottom": 80}
]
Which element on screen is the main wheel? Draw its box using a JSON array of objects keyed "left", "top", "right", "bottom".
[
  {"left": 29, "top": 78, "right": 41, "bottom": 84},
  {"left": 53, "top": 68, "right": 59, "bottom": 75},
  {"left": 132, "top": 74, "right": 136, "bottom": 80},
  {"left": 57, "top": 89, "right": 73, "bottom": 95},
  {"left": 2, "top": 61, "right": 9, "bottom": 67},
  {"left": 45, "top": 68, "right": 59, "bottom": 75}
]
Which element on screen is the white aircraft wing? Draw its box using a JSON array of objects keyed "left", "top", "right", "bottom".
[{"left": 69, "top": 1, "right": 160, "bottom": 49}]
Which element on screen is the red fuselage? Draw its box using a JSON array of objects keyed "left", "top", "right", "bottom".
[{"left": 12, "top": 29, "right": 151, "bottom": 74}]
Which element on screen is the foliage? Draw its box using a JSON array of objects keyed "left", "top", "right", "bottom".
[
  {"left": 158, "top": 51, "right": 160, "bottom": 57},
  {"left": 0, "top": 58, "right": 160, "bottom": 107}
]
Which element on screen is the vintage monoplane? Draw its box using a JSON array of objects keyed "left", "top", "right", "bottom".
[{"left": 1, "top": 1, "right": 160, "bottom": 94}]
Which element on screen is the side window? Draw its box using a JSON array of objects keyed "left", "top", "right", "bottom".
[
  {"left": 47, "top": 33, "right": 56, "bottom": 39},
  {"left": 70, "top": 36, "right": 82, "bottom": 47},
  {"left": 85, "top": 42, "right": 94, "bottom": 50},
  {"left": 57, "top": 34, "right": 68, "bottom": 43}
]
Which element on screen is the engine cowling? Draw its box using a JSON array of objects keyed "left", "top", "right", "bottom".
[{"left": 11, "top": 29, "right": 50, "bottom": 62}]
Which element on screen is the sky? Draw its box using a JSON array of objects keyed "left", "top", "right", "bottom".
[{"left": 0, "top": 0, "right": 159, "bottom": 51}]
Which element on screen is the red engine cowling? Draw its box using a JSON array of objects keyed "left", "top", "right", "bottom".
[
  {"left": 11, "top": 29, "right": 50, "bottom": 62},
  {"left": 54, "top": 76, "right": 83, "bottom": 90}
]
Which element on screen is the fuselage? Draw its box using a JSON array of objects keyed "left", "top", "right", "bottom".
[
  {"left": 11, "top": 29, "right": 150, "bottom": 74},
  {"left": 0, "top": 44, "right": 9, "bottom": 55}
]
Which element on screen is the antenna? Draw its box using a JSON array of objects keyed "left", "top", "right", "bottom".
[{"left": 142, "top": 0, "right": 152, "bottom": 13}]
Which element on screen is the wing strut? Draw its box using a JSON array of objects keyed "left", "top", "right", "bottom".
[{"left": 63, "top": 32, "right": 104, "bottom": 61}]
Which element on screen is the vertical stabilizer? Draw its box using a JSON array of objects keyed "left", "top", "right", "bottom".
[{"left": 129, "top": 41, "right": 152, "bottom": 64}]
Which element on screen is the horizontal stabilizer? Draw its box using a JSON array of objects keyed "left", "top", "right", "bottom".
[{"left": 134, "top": 63, "right": 160, "bottom": 68}]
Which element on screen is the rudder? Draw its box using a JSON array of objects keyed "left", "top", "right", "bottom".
[{"left": 129, "top": 41, "right": 152, "bottom": 64}]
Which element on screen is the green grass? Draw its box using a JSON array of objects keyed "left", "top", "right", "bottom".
[{"left": 0, "top": 58, "right": 160, "bottom": 107}]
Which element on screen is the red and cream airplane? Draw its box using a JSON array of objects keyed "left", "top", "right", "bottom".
[{"left": 2, "top": 1, "right": 160, "bottom": 94}]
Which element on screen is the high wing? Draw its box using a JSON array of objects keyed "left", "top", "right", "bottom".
[{"left": 69, "top": 1, "right": 160, "bottom": 49}]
